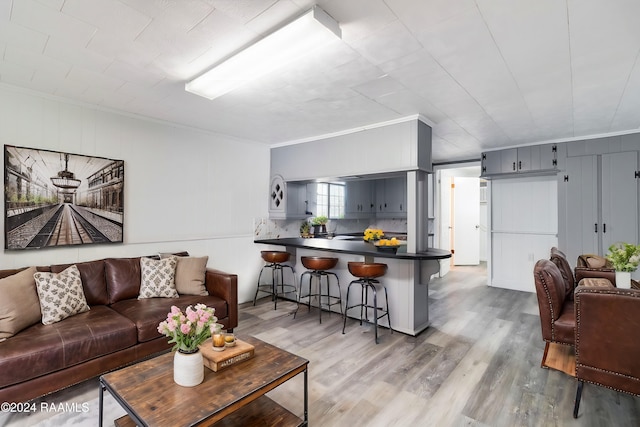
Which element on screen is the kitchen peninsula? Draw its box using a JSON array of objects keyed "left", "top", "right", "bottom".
[{"left": 255, "top": 236, "right": 451, "bottom": 336}]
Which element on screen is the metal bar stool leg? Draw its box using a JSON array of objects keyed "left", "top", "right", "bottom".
[
  {"left": 383, "top": 285, "right": 392, "bottom": 333},
  {"left": 253, "top": 264, "right": 269, "bottom": 306},
  {"left": 327, "top": 272, "right": 343, "bottom": 315},
  {"left": 283, "top": 265, "right": 297, "bottom": 301},
  {"left": 359, "top": 280, "right": 366, "bottom": 326},
  {"left": 272, "top": 265, "right": 279, "bottom": 310},
  {"left": 342, "top": 280, "right": 357, "bottom": 334},
  {"left": 367, "top": 282, "right": 379, "bottom": 344},
  {"left": 295, "top": 271, "right": 312, "bottom": 319}
]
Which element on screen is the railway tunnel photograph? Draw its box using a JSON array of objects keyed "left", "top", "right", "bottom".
[{"left": 4, "top": 145, "right": 124, "bottom": 250}]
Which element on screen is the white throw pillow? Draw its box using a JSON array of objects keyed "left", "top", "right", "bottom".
[
  {"left": 138, "top": 256, "right": 179, "bottom": 299},
  {"left": 34, "top": 265, "right": 90, "bottom": 325}
]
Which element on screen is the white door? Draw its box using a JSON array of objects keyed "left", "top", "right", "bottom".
[
  {"left": 601, "top": 151, "right": 639, "bottom": 249},
  {"left": 453, "top": 177, "right": 480, "bottom": 265}
]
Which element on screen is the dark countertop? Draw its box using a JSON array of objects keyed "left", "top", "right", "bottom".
[{"left": 254, "top": 237, "right": 451, "bottom": 260}]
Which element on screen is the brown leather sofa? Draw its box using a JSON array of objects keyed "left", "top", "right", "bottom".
[
  {"left": 573, "top": 284, "right": 640, "bottom": 417},
  {"left": 0, "top": 256, "right": 238, "bottom": 404}
]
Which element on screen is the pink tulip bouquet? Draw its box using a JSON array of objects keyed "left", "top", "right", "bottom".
[{"left": 157, "top": 304, "right": 222, "bottom": 353}]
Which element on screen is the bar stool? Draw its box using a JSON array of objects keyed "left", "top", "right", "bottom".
[
  {"left": 253, "top": 251, "right": 297, "bottom": 310},
  {"left": 295, "top": 256, "right": 342, "bottom": 323},
  {"left": 342, "top": 262, "right": 392, "bottom": 344}
]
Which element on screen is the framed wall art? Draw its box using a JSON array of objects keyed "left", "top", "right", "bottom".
[{"left": 4, "top": 145, "right": 124, "bottom": 250}]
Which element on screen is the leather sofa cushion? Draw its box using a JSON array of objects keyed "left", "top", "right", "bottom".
[
  {"left": 110, "top": 295, "right": 228, "bottom": 343},
  {"left": 0, "top": 306, "right": 136, "bottom": 389},
  {"left": 51, "top": 260, "right": 108, "bottom": 306},
  {"left": 105, "top": 257, "right": 141, "bottom": 304}
]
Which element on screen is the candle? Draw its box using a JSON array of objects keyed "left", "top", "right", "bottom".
[
  {"left": 224, "top": 333, "right": 235, "bottom": 346},
  {"left": 213, "top": 333, "right": 225, "bottom": 348}
]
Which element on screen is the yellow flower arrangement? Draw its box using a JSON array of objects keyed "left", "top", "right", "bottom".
[{"left": 363, "top": 228, "right": 384, "bottom": 242}]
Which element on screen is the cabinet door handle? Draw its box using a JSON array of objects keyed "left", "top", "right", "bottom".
[
  {"left": 512, "top": 162, "right": 516, "bottom": 171},
  {"left": 603, "top": 223, "right": 606, "bottom": 233},
  {"left": 400, "top": 204, "right": 403, "bottom": 211},
  {"left": 518, "top": 161, "right": 522, "bottom": 170},
  {"left": 595, "top": 223, "right": 598, "bottom": 233}
]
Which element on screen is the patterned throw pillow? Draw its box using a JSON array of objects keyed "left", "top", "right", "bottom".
[
  {"left": 34, "top": 265, "right": 90, "bottom": 325},
  {"left": 138, "top": 256, "right": 179, "bottom": 299}
]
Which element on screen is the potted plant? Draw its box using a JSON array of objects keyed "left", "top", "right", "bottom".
[
  {"left": 157, "top": 304, "right": 222, "bottom": 386},
  {"left": 606, "top": 242, "right": 640, "bottom": 288},
  {"left": 311, "top": 216, "right": 328, "bottom": 237},
  {"left": 300, "top": 221, "right": 311, "bottom": 238}
]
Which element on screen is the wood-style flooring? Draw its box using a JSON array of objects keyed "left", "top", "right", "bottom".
[
  {"left": 238, "top": 264, "right": 640, "bottom": 427},
  {"left": 2, "top": 264, "right": 638, "bottom": 426}
]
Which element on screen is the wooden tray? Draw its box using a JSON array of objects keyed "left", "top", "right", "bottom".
[{"left": 199, "top": 338, "right": 255, "bottom": 372}]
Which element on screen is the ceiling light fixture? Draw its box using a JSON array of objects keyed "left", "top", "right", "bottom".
[{"left": 185, "top": 6, "right": 341, "bottom": 100}]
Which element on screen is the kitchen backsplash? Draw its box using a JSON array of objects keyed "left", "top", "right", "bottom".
[{"left": 254, "top": 218, "right": 408, "bottom": 239}]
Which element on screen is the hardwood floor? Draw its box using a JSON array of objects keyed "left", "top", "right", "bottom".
[
  {"left": 2, "top": 264, "right": 638, "bottom": 426},
  {"left": 238, "top": 264, "right": 640, "bottom": 426}
]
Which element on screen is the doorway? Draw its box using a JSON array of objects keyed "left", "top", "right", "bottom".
[{"left": 434, "top": 164, "right": 485, "bottom": 275}]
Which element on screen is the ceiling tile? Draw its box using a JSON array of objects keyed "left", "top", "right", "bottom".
[
  {"left": 321, "top": 0, "right": 397, "bottom": 42},
  {"left": 0, "top": 21, "right": 48, "bottom": 54},
  {"left": 352, "top": 75, "right": 405, "bottom": 99},
  {"left": 2, "top": 1, "right": 640, "bottom": 159},
  {"left": 62, "top": 0, "right": 152, "bottom": 40},
  {"left": 347, "top": 20, "right": 423, "bottom": 65},
  {"left": 12, "top": 0, "right": 97, "bottom": 47}
]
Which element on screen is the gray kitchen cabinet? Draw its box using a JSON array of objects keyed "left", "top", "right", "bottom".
[
  {"left": 345, "top": 180, "right": 374, "bottom": 218},
  {"left": 482, "top": 144, "right": 557, "bottom": 177},
  {"left": 375, "top": 176, "right": 407, "bottom": 218},
  {"left": 268, "top": 176, "right": 313, "bottom": 219},
  {"left": 563, "top": 151, "right": 639, "bottom": 263},
  {"left": 286, "top": 182, "right": 311, "bottom": 219},
  {"left": 480, "top": 150, "right": 506, "bottom": 175}
]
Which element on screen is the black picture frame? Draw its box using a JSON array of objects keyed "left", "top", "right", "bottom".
[{"left": 4, "top": 145, "right": 124, "bottom": 250}]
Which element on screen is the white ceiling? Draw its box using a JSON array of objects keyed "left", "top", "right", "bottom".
[{"left": 1, "top": 0, "right": 640, "bottom": 163}]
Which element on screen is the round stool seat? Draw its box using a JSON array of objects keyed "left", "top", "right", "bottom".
[
  {"left": 348, "top": 262, "right": 387, "bottom": 279},
  {"left": 261, "top": 251, "right": 290, "bottom": 263},
  {"left": 301, "top": 256, "right": 338, "bottom": 271}
]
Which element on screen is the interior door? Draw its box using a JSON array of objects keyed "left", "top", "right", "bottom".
[
  {"left": 453, "top": 177, "right": 480, "bottom": 265},
  {"left": 601, "top": 151, "right": 639, "bottom": 249},
  {"left": 565, "top": 156, "right": 599, "bottom": 262}
]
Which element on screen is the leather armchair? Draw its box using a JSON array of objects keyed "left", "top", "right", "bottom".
[
  {"left": 533, "top": 259, "right": 575, "bottom": 367},
  {"left": 574, "top": 253, "right": 616, "bottom": 286},
  {"left": 549, "top": 248, "right": 616, "bottom": 300},
  {"left": 573, "top": 285, "right": 640, "bottom": 418}
]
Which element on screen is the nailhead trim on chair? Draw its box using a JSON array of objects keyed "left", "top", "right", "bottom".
[
  {"left": 537, "top": 269, "right": 559, "bottom": 341},
  {"left": 574, "top": 286, "right": 640, "bottom": 396}
]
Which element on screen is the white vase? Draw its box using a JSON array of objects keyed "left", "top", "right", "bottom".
[
  {"left": 615, "top": 271, "right": 631, "bottom": 289},
  {"left": 173, "top": 350, "right": 204, "bottom": 387}
]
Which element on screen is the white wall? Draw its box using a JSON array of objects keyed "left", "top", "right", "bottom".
[{"left": 0, "top": 85, "right": 270, "bottom": 304}]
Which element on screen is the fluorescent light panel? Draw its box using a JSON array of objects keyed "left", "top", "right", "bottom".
[{"left": 186, "top": 6, "right": 341, "bottom": 100}]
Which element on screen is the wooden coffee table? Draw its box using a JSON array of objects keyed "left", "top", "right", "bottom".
[{"left": 99, "top": 336, "right": 308, "bottom": 427}]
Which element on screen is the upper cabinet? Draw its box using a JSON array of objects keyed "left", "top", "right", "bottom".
[
  {"left": 268, "top": 176, "right": 312, "bottom": 219},
  {"left": 375, "top": 176, "right": 406, "bottom": 217},
  {"left": 481, "top": 144, "right": 558, "bottom": 177},
  {"left": 345, "top": 180, "right": 374, "bottom": 218}
]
